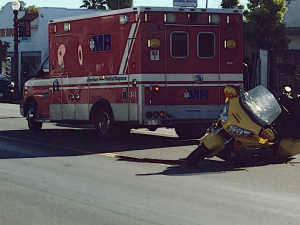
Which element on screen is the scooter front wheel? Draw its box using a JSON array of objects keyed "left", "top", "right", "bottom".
[{"left": 186, "top": 144, "right": 210, "bottom": 166}]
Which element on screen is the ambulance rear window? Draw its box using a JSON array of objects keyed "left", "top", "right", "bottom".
[
  {"left": 198, "top": 32, "right": 215, "bottom": 58},
  {"left": 170, "top": 32, "right": 189, "bottom": 58}
]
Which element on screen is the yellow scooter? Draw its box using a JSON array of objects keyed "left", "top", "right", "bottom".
[{"left": 186, "top": 85, "right": 300, "bottom": 166}]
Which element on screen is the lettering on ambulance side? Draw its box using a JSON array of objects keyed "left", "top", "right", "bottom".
[
  {"left": 176, "top": 89, "right": 209, "bottom": 101},
  {"left": 89, "top": 34, "right": 112, "bottom": 52},
  {"left": 86, "top": 76, "right": 127, "bottom": 82}
]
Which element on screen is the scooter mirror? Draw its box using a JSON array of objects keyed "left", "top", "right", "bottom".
[{"left": 224, "top": 86, "right": 237, "bottom": 102}]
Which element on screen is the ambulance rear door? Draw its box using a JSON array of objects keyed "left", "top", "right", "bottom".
[{"left": 165, "top": 24, "right": 221, "bottom": 122}]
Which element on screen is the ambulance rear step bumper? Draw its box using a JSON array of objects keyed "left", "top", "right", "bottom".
[{"left": 144, "top": 118, "right": 215, "bottom": 127}]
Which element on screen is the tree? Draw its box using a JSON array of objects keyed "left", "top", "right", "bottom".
[
  {"left": 0, "top": 40, "right": 10, "bottom": 74},
  {"left": 1, "top": 1, "right": 26, "bottom": 11},
  {"left": 242, "top": 0, "right": 291, "bottom": 88},
  {"left": 221, "top": 0, "right": 244, "bottom": 9},
  {"left": 106, "top": 0, "right": 132, "bottom": 10},
  {"left": 19, "top": 1, "right": 26, "bottom": 10},
  {"left": 244, "top": 0, "right": 290, "bottom": 51},
  {"left": 80, "top": 0, "right": 106, "bottom": 9}
]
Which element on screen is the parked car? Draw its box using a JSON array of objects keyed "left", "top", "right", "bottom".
[{"left": 0, "top": 74, "right": 14, "bottom": 102}]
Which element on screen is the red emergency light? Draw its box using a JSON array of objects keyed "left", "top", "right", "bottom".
[
  {"left": 130, "top": 13, "right": 137, "bottom": 22},
  {"left": 144, "top": 13, "right": 158, "bottom": 22},
  {"left": 227, "top": 15, "right": 239, "bottom": 24},
  {"left": 49, "top": 24, "right": 56, "bottom": 34}
]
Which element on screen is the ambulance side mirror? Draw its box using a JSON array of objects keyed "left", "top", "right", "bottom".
[
  {"left": 36, "top": 68, "right": 45, "bottom": 77},
  {"left": 36, "top": 57, "right": 49, "bottom": 77}
]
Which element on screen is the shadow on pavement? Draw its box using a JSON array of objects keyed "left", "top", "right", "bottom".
[
  {"left": 0, "top": 128, "right": 198, "bottom": 159},
  {"left": 131, "top": 157, "right": 294, "bottom": 176}
]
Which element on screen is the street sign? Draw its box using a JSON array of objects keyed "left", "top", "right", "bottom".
[{"left": 173, "top": 0, "right": 197, "bottom": 7}]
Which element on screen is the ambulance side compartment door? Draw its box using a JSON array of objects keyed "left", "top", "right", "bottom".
[{"left": 50, "top": 74, "right": 62, "bottom": 121}]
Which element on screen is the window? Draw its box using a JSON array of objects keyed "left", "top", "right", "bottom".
[
  {"left": 170, "top": 32, "right": 189, "bottom": 58},
  {"left": 21, "top": 51, "right": 41, "bottom": 76},
  {"left": 198, "top": 32, "right": 215, "bottom": 58}
]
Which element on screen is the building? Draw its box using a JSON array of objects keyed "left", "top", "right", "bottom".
[{"left": 0, "top": 2, "right": 102, "bottom": 92}]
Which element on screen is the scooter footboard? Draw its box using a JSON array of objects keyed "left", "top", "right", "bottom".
[{"left": 275, "top": 138, "right": 300, "bottom": 157}]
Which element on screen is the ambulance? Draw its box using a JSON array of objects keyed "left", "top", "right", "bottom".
[{"left": 20, "top": 6, "right": 243, "bottom": 139}]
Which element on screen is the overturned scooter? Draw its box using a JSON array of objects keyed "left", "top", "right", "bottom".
[{"left": 186, "top": 85, "right": 300, "bottom": 166}]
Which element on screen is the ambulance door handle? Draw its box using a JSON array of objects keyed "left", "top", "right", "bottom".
[
  {"left": 70, "top": 93, "right": 75, "bottom": 100},
  {"left": 53, "top": 79, "right": 59, "bottom": 91},
  {"left": 75, "top": 93, "right": 80, "bottom": 100},
  {"left": 195, "top": 75, "right": 203, "bottom": 84}
]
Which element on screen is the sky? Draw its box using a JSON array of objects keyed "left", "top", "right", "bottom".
[{"left": 0, "top": 0, "right": 249, "bottom": 9}]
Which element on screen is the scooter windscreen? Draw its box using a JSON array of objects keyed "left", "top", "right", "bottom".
[{"left": 240, "top": 85, "right": 282, "bottom": 126}]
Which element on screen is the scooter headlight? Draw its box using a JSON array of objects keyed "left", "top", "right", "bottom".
[
  {"left": 227, "top": 125, "right": 255, "bottom": 137},
  {"left": 220, "top": 102, "right": 229, "bottom": 124}
]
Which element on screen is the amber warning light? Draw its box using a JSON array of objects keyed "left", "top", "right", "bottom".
[{"left": 148, "top": 39, "right": 160, "bottom": 48}]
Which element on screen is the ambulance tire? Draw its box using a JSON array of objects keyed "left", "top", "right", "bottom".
[
  {"left": 95, "top": 106, "right": 115, "bottom": 139},
  {"left": 175, "top": 124, "right": 207, "bottom": 139},
  {"left": 27, "top": 101, "right": 43, "bottom": 132}
]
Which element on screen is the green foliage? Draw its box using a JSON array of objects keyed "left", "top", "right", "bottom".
[
  {"left": 221, "top": 0, "right": 244, "bottom": 9},
  {"left": 106, "top": 0, "right": 132, "bottom": 10},
  {"left": 0, "top": 40, "right": 9, "bottom": 74},
  {"left": 25, "top": 5, "right": 38, "bottom": 13},
  {"left": 1, "top": 1, "right": 25, "bottom": 11},
  {"left": 80, "top": 0, "right": 133, "bottom": 10},
  {"left": 19, "top": 1, "right": 26, "bottom": 10},
  {"left": 80, "top": 0, "right": 106, "bottom": 9},
  {"left": 0, "top": 40, "right": 9, "bottom": 56},
  {"left": 244, "top": 0, "right": 290, "bottom": 50}
]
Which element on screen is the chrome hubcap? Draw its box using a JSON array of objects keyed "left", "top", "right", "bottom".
[{"left": 99, "top": 112, "right": 110, "bottom": 134}]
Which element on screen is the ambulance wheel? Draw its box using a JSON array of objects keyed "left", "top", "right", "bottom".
[
  {"left": 185, "top": 144, "right": 210, "bottom": 166},
  {"left": 95, "top": 106, "right": 115, "bottom": 139},
  {"left": 175, "top": 124, "right": 207, "bottom": 139},
  {"left": 27, "top": 101, "right": 42, "bottom": 132}
]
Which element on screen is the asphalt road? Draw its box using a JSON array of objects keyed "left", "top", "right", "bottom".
[{"left": 1, "top": 103, "right": 300, "bottom": 225}]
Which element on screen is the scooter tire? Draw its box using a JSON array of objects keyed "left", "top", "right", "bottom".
[{"left": 186, "top": 144, "right": 210, "bottom": 166}]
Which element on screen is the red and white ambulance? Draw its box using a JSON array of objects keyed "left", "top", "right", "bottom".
[{"left": 20, "top": 6, "right": 243, "bottom": 139}]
